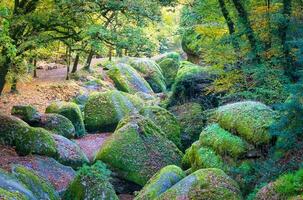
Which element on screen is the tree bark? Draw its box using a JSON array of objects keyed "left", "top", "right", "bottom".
[
  {"left": 108, "top": 47, "right": 113, "bottom": 61},
  {"left": 33, "top": 59, "right": 37, "bottom": 78},
  {"left": 71, "top": 53, "right": 80, "bottom": 73},
  {"left": 10, "top": 77, "right": 18, "bottom": 94},
  {"left": 84, "top": 50, "right": 93, "bottom": 71},
  {"left": 66, "top": 46, "right": 71, "bottom": 80},
  {"left": 231, "top": 0, "right": 259, "bottom": 61},
  {"left": 0, "top": 59, "right": 10, "bottom": 95},
  {"left": 279, "top": 0, "right": 295, "bottom": 81},
  {"left": 218, "top": 0, "right": 240, "bottom": 54}
]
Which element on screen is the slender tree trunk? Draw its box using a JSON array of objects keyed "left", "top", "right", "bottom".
[
  {"left": 279, "top": 0, "right": 295, "bottom": 81},
  {"left": 265, "top": 0, "right": 272, "bottom": 51},
  {"left": 10, "top": 77, "right": 18, "bottom": 94},
  {"left": 108, "top": 47, "right": 112, "bottom": 61},
  {"left": 231, "top": 0, "right": 259, "bottom": 61},
  {"left": 66, "top": 46, "right": 71, "bottom": 80},
  {"left": 71, "top": 53, "right": 80, "bottom": 73},
  {"left": 84, "top": 50, "right": 93, "bottom": 71},
  {"left": 0, "top": 59, "right": 10, "bottom": 95},
  {"left": 33, "top": 59, "right": 37, "bottom": 78},
  {"left": 218, "top": 0, "right": 240, "bottom": 57}
]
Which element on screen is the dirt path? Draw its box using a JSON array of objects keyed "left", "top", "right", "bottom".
[{"left": 0, "top": 58, "right": 106, "bottom": 115}]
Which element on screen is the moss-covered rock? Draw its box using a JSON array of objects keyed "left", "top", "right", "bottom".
[
  {"left": 15, "top": 127, "right": 58, "bottom": 158},
  {"left": 95, "top": 115, "right": 183, "bottom": 186},
  {"left": 84, "top": 90, "right": 144, "bottom": 132},
  {"left": 63, "top": 161, "right": 118, "bottom": 200},
  {"left": 158, "top": 168, "right": 242, "bottom": 199},
  {"left": 0, "top": 168, "right": 37, "bottom": 199},
  {"left": 53, "top": 134, "right": 89, "bottom": 169},
  {"left": 107, "top": 63, "right": 154, "bottom": 94},
  {"left": 134, "top": 165, "right": 185, "bottom": 200},
  {"left": 0, "top": 187, "right": 28, "bottom": 200},
  {"left": 158, "top": 168, "right": 242, "bottom": 200},
  {"left": 0, "top": 114, "right": 29, "bottom": 146},
  {"left": 11, "top": 105, "right": 41, "bottom": 124},
  {"left": 139, "top": 106, "right": 181, "bottom": 147},
  {"left": 128, "top": 58, "right": 166, "bottom": 93},
  {"left": 181, "top": 27, "right": 203, "bottom": 64},
  {"left": 12, "top": 165, "right": 60, "bottom": 200},
  {"left": 158, "top": 58, "right": 180, "bottom": 88},
  {"left": 38, "top": 114, "right": 75, "bottom": 139},
  {"left": 211, "top": 101, "right": 276, "bottom": 145},
  {"left": 199, "top": 124, "right": 248, "bottom": 159},
  {"left": 169, "top": 102, "right": 205, "bottom": 150},
  {"left": 154, "top": 52, "right": 181, "bottom": 64},
  {"left": 46, "top": 101, "right": 85, "bottom": 137},
  {"left": 255, "top": 169, "right": 303, "bottom": 200},
  {"left": 168, "top": 62, "right": 217, "bottom": 108}
]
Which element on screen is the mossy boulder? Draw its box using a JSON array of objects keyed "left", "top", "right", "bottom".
[
  {"left": 38, "top": 114, "right": 76, "bottom": 139},
  {"left": 0, "top": 187, "right": 28, "bottom": 200},
  {"left": 183, "top": 141, "right": 225, "bottom": 172},
  {"left": 139, "top": 106, "right": 181, "bottom": 147},
  {"left": 84, "top": 90, "right": 144, "bottom": 132},
  {"left": 168, "top": 62, "right": 217, "bottom": 108},
  {"left": 255, "top": 169, "right": 303, "bottom": 200},
  {"left": 154, "top": 52, "right": 181, "bottom": 64},
  {"left": 158, "top": 168, "right": 242, "bottom": 200},
  {"left": 199, "top": 124, "right": 248, "bottom": 159},
  {"left": 0, "top": 114, "right": 29, "bottom": 146},
  {"left": 169, "top": 102, "right": 205, "bottom": 149},
  {"left": 46, "top": 101, "right": 85, "bottom": 137},
  {"left": 95, "top": 115, "right": 183, "bottom": 186},
  {"left": 12, "top": 165, "right": 60, "bottom": 200},
  {"left": 134, "top": 165, "right": 186, "bottom": 200},
  {"left": 53, "top": 134, "right": 89, "bottom": 169},
  {"left": 107, "top": 63, "right": 154, "bottom": 94},
  {"left": 211, "top": 101, "right": 277, "bottom": 145},
  {"left": 0, "top": 168, "right": 37, "bottom": 199},
  {"left": 128, "top": 58, "right": 166, "bottom": 93},
  {"left": 158, "top": 58, "right": 180, "bottom": 88},
  {"left": 63, "top": 161, "right": 118, "bottom": 200},
  {"left": 15, "top": 127, "right": 58, "bottom": 157},
  {"left": 11, "top": 105, "right": 41, "bottom": 124}
]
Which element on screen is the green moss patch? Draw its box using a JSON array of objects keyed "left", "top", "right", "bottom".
[
  {"left": 46, "top": 101, "right": 85, "bottom": 137},
  {"left": 95, "top": 114, "right": 183, "bottom": 186},
  {"left": 158, "top": 168, "right": 242, "bottom": 200},
  {"left": 11, "top": 105, "right": 41, "bottom": 124},
  {"left": 134, "top": 165, "right": 185, "bottom": 200},
  {"left": 63, "top": 161, "right": 118, "bottom": 200},
  {"left": 107, "top": 63, "right": 154, "bottom": 94},
  {"left": 140, "top": 106, "right": 181, "bottom": 148},
  {"left": 12, "top": 165, "right": 60, "bottom": 200},
  {"left": 84, "top": 90, "right": 144, "bottom": 132},
  {"left": 158, "top": 58, "right": 180, "bottom": 88},
  {"left": 128, "top": 58, "right": 166, "bottom": 93},
  {"left": 199, "top": 124, "right": 248, "bottom": 158},
  {"left": 211, "top": 101, "right": 277, "bottom": 145}
]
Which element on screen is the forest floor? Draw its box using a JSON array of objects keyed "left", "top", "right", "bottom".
[{"left": 0, "top": 58, "right": 104, "bottom": 115}]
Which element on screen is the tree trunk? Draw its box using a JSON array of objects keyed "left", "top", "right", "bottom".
[
  {"left": 218, "top": 0, "right": 240, "bottom": 56},
  {"left": 231, "top": 0, "right": 259, "bottom": 61},
  {"left": 84, "top": 50, "right": 93, "bottom": 71},
  {"left": 33, "top": 59, "right": 37, "bottom": 78},
  {"left": 66, "top": 46, "right": 71, "bottom": 80},
  {"left": 108, "top": 47, "right": 112, "bottom": 61},
  {"left": 10, "top": 77, "right": 18, "bottom": 94},
  {"left": 265, "top": 0, "right": 272, "bottom": 51},
  {"left": 0, "top": 59, "right": 10, "bottom": 95},
  {"left": 71, "top": 53, "right": 80, "bottom": 73},
  {"left": 279, "top": 0, "right": 295, "bottom": 81}
]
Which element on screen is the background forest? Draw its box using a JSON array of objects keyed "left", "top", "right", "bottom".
[{"left": 1, "top": 0, "right": 303, "bottom": 200}]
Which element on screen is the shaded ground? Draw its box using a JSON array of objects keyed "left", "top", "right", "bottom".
[{"left": 74, "top": 133, "right": 112, "bottom": 162}]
